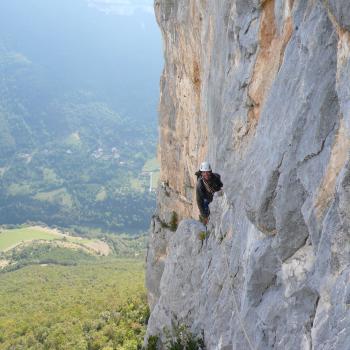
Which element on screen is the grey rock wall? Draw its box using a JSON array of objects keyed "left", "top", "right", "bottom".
[{"left": 146, "top": 0, "right": 350, "bottom": 349}]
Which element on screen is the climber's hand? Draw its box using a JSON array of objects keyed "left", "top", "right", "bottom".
[
  {"left": 199, "top": 215, "right": 209, "bottom": 225},
  {"left": 217, "top": 189, "right": 224, "bottom": 197}
]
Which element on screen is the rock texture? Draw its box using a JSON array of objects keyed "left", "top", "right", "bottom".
[{"left": 146, "top": 0, "right": 350, "bottom": 349}]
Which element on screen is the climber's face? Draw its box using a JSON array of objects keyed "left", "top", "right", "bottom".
[{"left": 202, "top": 171, "right": 212, "bottom": 181}]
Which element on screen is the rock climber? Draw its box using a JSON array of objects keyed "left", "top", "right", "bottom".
[{"left": 195, "top": 161, "right": 223, "bottom": 225}]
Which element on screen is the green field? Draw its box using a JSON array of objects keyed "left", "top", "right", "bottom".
[
  {"left": 142, "top": 158, "right": 160, "bottom": 173},
  {"left": 0, "top": 258, "right": 148, "bottom": 349},
  {"left": 33, "top": 188, "right": 73, "bottom": 207},
  {"left": 0, "top": 226, "right": 103, "bottom": 253},
  {"left": 142, "top": 158, "right": 160, "bottom": 190},
  {"left": 152, "top": 172, "right": 160, "bottom": 189},
  {"left": 0, "top": 227, "right": 63, "bottom": 251}
]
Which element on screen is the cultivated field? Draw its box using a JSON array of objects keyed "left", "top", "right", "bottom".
[{"left": 0, "top": 226, "right": 110, "bottom": 255}]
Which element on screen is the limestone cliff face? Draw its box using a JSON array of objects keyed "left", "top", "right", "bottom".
[{"left": 147, "top": 0, "right": 350, "bottom": 349}]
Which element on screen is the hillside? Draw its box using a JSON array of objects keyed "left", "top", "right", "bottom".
[
  {"left": 0, "top": 0, "right": 162, "bottom": 234},
  {"left": 146, "top": 0, "right": 350, "bottom": 349},
  {"left": 0, "top": 225, "right": 147, "bottom": 271},
  {"left": 0, "top": 258, "right": 148, "bottom": 349},
  {"left": 0, "top": 223, "right": 149, "bottom": 349}
]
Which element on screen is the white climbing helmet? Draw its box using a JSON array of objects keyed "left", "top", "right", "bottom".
[{"left": 199, "top": 161, "right": 212, "bottom": 172}]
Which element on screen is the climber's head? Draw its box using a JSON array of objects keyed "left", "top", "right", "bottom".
[
  {"left": 199, "top": 161, "right": 212, "bottom": 181},
  {"left": 199, "top": 161, "right": 211, "bottom": 172}
]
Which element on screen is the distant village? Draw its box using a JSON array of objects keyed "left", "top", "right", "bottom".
[
  {"left": 15, "top": 147, "right": 158, "bottom": 192},
  {"left": 90, "top": 147, "right": 125, "bottom": 164},
  {"left": 17, "top": 147, "right": 125, "bottom": 165}
]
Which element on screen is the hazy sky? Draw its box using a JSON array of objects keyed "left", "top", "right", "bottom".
[
  {"left": 0, "top": 0, "right": 163, "bottom": 121},
  {"left": 87, "top": 0, "right": 154, "bottom": 15}
]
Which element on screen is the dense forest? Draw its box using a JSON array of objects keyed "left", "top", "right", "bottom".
[
  {"left": 0, "top": 257, "right": 149, "bottom": 349},
  {"left": 0, "top": 226, "right": 150, "bottom": 349}
]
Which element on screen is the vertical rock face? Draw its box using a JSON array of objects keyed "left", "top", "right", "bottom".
[{"left": 146, "top": 0, "right": 350, "bottom": 349}]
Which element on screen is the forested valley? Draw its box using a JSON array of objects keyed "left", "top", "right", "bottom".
[
  {"left": 0, "top": 0, "right": 162, "bottom": 234},
  {"left": 0, "top": 1, "right": 162, "bottom": 349}
]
